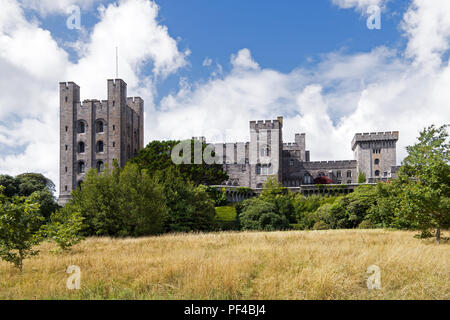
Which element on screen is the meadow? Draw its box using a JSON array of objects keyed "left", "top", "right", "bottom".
[{"left": 0, "top": 229, "right": 448, "bottom": 300}]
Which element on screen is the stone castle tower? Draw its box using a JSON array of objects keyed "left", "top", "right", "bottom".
[
  {"left": 58, "top": 79, "right": 144, "bottom": 205},
  {"left": 352, "top": 131, "right": 399, "bottom": 182}
]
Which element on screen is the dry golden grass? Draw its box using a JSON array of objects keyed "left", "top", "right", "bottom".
[{"left": 0, "top": 229, "right": 448, "bottom": 300}]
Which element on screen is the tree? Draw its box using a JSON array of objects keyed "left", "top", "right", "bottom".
[
  {"left": 238, "top": 198, "right": 290, "bottom": 231},
  {"left": 40, "top": 206, "right": 85, "bottom": 252},
  {"left": 66, "top": 163, "right": 168, "bottom": 237},
  {"left": 154, "top": 167, "right": 216, "bottom": 232},
  {"left": 0, "top": 187, "right": 44, "bottom": 270},
  {"left": 0, "top": 173, "right": 59, "bottom": 220},
  {"left": 131, "top": 140, "right": 228, "bottom": 186},
  {"left": 259, "top": 176, "right": 295, "bottom": 223},
  {"left": 396, "top": 124, "right": 450, "bottom": 243},
  {"left": 358, "top": 172, "right": 367, "bottom": 184}
]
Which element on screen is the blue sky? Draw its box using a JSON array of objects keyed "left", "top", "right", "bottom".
[
  {"left": 33, "top": 0, "right": 409, "bottom": 101},
  {"left": 1, "top": 0, "right": 450, "bottom": 191}
]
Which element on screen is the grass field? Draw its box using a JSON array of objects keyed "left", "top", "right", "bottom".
[{"left": 0, "top": 229, "right": 448, "bottom": 300}]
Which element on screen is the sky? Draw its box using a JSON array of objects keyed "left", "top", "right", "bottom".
[{"left": 0, "top": 0, "right": 449, "bottom": 193}]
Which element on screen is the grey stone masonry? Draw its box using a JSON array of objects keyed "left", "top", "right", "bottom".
[
  {"left": 212, "top": 117, "right": 399, "bottom": 188},
  {"left": 352, "top": 131, "right": 399, "bottom": 182},
  {"left": 58, "top": 79, "right": 144, "bottom": 206}
]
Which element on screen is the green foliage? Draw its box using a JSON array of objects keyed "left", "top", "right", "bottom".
[
  {"left": 154, "top": 167, "right": 216, "bottom": 232},
  {"left": 41, "top": 206, "right": 85, "bottom": 251},
  {"left": 0, "top": 173, "right": 59, "bottom": 220},
  {"left": 259, "top": 176, "right": 295, "bottom": 223},
  {"left": 215, "top": 206, "right": 237, "bottom": 221},
  {"left": 214, "top": 206, "right": 238, "bottom": 231},
  {"left": 238, "top": 198, "right": 290, "bottom": 231},
  {"left": 131, "top": 140, "right": 228, "bottom": 186},
  {"left": 0, "top": 187, "right": 44, "bottom": 270},
  {"left": 205, "top": 186, "right": 228, "bottom": 206},
  {"left": 357, "top": 172, "right": 367, "bottom": 184},
  {"left": 291, "top": 194, "right": 340, "bottom": 229},
  {"left": 358, "top": 220, "right": 376, "bottom": 229},
  {"left": 66, "top": 163, "right": 168, "bottom": 237},
  {"left": 395, "top": 124, "right": 450, "bottom": 242},
  {"left": 313, "top": 221, "right": 329, "bottom": 230}
]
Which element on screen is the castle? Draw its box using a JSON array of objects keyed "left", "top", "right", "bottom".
[
  {"left": 58, "top": 79, "right": 144, "bottom": 205},
  {"left": 58, "top": 79, "right": 399, "bottom": 204},
  {"left": 209, "top": 117, "right": 399, "bottom": 189}
]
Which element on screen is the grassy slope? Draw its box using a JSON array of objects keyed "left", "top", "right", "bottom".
[{"left": 0, "top": 230, "right": 448, "bottom": 300}]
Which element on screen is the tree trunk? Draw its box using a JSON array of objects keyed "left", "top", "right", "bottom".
[{"left": 436, "top": 227, "right": 441, "bottom": 244}]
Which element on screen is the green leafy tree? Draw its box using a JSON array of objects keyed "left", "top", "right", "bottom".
[
  {"left": 66, "top": 163, "right": 168, "bottom": 237},
  {"left": 0, "top": 173, "right": 59, "bottom": 220},
  {"left": 41, "top": 206, "right": 85, "bottom": 252},
  {"left": 154, "top": 167, "right": 216, "bottom": 232},
  {"left": 131, "top": 140, "right": 228, "bottom": 186},
  {"left": 357, "top": 172, "right": 367, "bottom": 184},
  {"left": 238, "top": 198, "right": 290, "bottom": 231},
  {"left": 0, "top": 187, "right": 44, "bottom": 270},
  {"left": 396, "top": 124, "right": 450, "bottom": 243},
  {"left": 259, "top": 176, "right": 296, "bottom": 223}
]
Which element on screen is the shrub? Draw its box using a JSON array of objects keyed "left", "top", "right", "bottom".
[
  {"left": 239, "top": 198, "right": 290, "bottom": 231},
  {"left": 0, "top": 189, "right": 44, "bottom": 270},
  {"left": 358, "top": 220, "right": 376, "bottom": 229},
  {"left": 313, "top": 221, "right": 329, "bottom": 230},
  {"left": 67, "top": 163, "right": 168, "bottom": 237},
  {"left": 215, "top": 206, "right": 237, "bottom": 221},
  {"left": 41, "top": 207, "right": 85, "bottom": 251}
]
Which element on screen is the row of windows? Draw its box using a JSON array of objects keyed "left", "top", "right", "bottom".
[
  {"left": 374, "top": 170, "right": 388, "bottom": 177},
  {"left": 77, "top": 141, "right": 105, "bottom": 153},
  {"left": 256, "top": 164, "right": 273, "bottom": 175},
  {"left": 77, "top": 120, "right": 106, "bottom": 134},
  {"left": 77, "top": 160, "right": 104, "bottom": 174}
]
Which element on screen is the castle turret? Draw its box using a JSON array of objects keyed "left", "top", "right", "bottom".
[
  {"left": 352, "top": 131, "right": 399, "bottom": 182},
  {"left": 59, "top": 82, "right": 80, "bottom": 204},
  {"left": 249, "top": 116, "right": 283, "bottom": 188}
]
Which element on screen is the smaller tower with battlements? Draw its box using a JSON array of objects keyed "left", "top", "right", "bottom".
[{"left": 352, "top": 131, "right": 399, "bottom": 182}]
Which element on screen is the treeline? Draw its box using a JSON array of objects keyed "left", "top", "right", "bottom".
[
  {"left": 233, "top": 124, "right": 449, "bottom": 243},
  {"left": 0, "top": 125, "right": 448, "bottom": 270}
]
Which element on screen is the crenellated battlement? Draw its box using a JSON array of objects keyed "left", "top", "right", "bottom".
[
  {"left": 249, "top": 117, "right": 283, "bottom": 130},
  {"left": 352, "top": 131, "right": 399, "bottom": 150}
]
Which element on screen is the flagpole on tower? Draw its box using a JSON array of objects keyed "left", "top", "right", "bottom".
[{"left": 116, "top": 46, "right": 118, "bottom": 79}]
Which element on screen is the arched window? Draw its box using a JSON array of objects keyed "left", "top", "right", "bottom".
[
  {"left": 96, "top": 120, "right": 104, "bottom": 133},
  {"left": 303, "top": 173, "right": 313, "bottom": 185},
  {"left": 78, "top": 161, "right": 85, "bottom": 174},
  {"left": 77, "top": 121, "right": 86, "bottom": 134},
  {"left": 347, "top": 170, "right": 352, "bottom": 178},
  {"left": 96, "top": 141, "right": 104, "bottom": 153},
  {"left": 375, "top": 170, "right": 380, "bottom": 177},
  {"left": 260, "top": 145, "right": 270, "bottom": 157},
  {"left": 78, "top": 142, "right": 85, "bottom": 153},
  {"left": 336, "top": 170, "right": 342, "bottom": 178},
  {"left": 374, "top": 159, "right": 380, "bottom": 165},
  {"left": 97, "top": 161, "right": 104, "bottom": 173}
]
